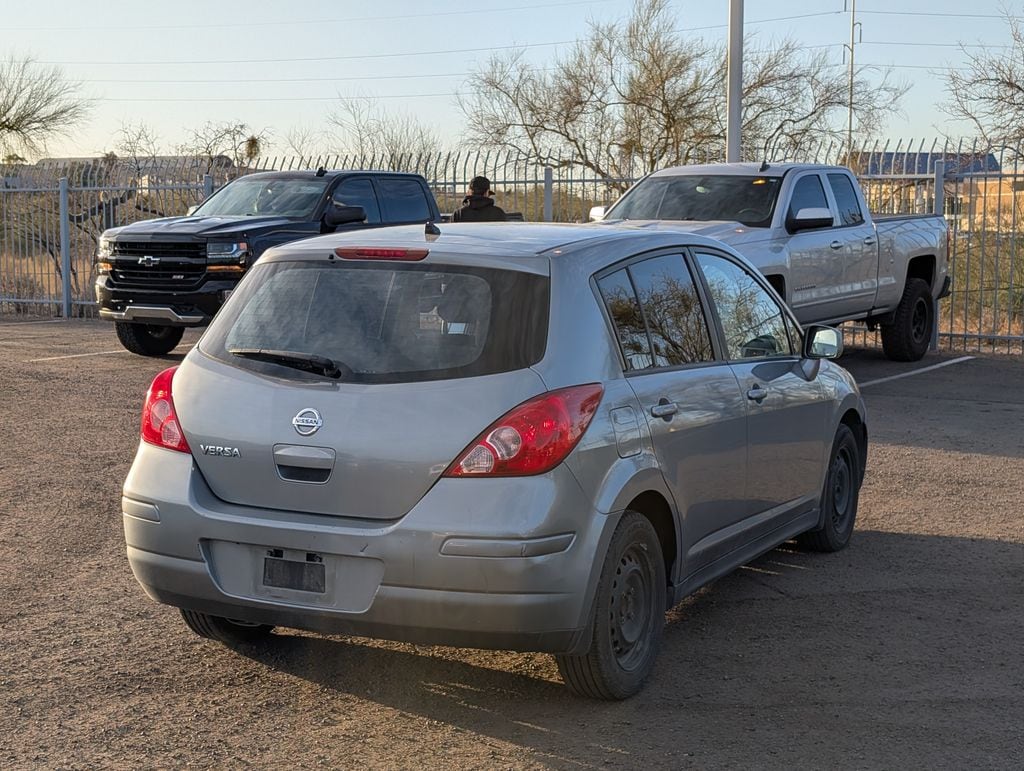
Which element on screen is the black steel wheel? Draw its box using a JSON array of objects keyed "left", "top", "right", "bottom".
[
  {"left": 798, "top": 424, "right": 862, "bottom": 552},
  {"left": 556, "top": 512, "right": 666, "bottom": 700},
  {"left": 880, "top": 278, "right": 933, "bottom": 361}
]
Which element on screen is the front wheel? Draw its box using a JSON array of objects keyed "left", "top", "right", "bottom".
[
  {"left": 556, "top": 512, "right": 666, "bottom": 700},
  {"left": 880, "top": 278, "right": 933, "bottom": 361},
  {"left": 180, "top": 609, "right": 274, "bottom": 645},
  {"left": 115, "top": 322, "right": 185, "bottom": 356},
  {"left": 798, "top": 424, "right": 862, "bottom": 552}
]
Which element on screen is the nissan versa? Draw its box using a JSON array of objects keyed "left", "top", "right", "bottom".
[{"left": 122, "top": 223, "right": 867, "bottom": 699}]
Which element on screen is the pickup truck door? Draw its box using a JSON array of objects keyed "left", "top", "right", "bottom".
[
  {"left": 694, "top": 250, "right": 830, "bottom": 524},
  {"left": 822, "top": 171, "right": 878, "bottom": 319},
  {"left": 783, "top": 171, "right": 846, "bottom": 322}
]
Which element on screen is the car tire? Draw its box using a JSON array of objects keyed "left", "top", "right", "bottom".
[
  {"left": 555, "top": 511, "right": 666, "bottom": 700},
  {"left": 798, "top": 424, "right": 861, "bottom": 553},
  {"left": 179, "top": 609, "right": 275, "bottom": 645},
  {"left": 880, "top": 278, "right": 933, "bottom": 361},
  {"left": 115, "top": 322, "right": 185, "bottom": 356}
]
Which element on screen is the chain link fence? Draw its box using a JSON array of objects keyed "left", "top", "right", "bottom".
[{"left": 2, "top": 142, "right": 1023, "bottom": 353}]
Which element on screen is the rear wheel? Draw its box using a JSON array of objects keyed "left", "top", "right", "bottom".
[
  {"left": 556, "top": 512, "right": 666, "bottom": 700},
  {"left": 798, "top": 424, "right": 861, "bottom": 552},
  {"left": 180, "top": 609, "right": 274, "bottom": 645},
  {"left": 880, "top": 278, "right": 933, "bottom": 361},
  {"left": 115, "top": 322, "right": 184, "bottom": 356}
]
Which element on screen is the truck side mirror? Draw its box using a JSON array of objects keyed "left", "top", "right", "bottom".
[
  {"left": 325, "top": 204, "right": 367, "bottom": 228},
  {"left": 803, "top": 325, "right": 843, "bottom": 359},
  {"left": 589, "top": 205, "right": 607, "bottom": 222},
  {"left": 788, "top": 207, "right": 834, "bottom": 233}
]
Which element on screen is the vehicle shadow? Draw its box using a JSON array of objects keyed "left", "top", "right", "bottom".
[{"left": 234, "top": 530, "right": 1024, "bottom": 768}]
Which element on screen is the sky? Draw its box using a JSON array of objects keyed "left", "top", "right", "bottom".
[{"left": 3, "top": 0, "right": 1019, "bottom": 158}]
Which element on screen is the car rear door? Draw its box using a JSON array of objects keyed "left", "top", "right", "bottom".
[
  {"left": 595, "top": 252, "right": 748, "bottom": 574},
  {"left": 375, "top": 176, "right": 436, "bottom": 225},
  {"left": 692, "top": 249, "right": 830, "bottom": 523}
]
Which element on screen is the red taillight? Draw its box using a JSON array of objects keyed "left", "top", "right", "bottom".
[
  {"left": 141, "top": 366, "right": 190, "bottom": 453},
  {"left": 444, "top": 384, "right": 604, "bottom": 477},
  {"left": 334, "top": 247, "right": 429, "bottom": 261}
]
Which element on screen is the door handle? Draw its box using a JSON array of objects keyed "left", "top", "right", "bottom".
[
  {"left": 829, "top": 240, "right": 843, "bottom": 250},
  {"left": 650, "top": 398, "right": 678, "bottom": 420},
  {"left": 746, "top": 386, "right": 768, "bottom": 403},
  {"left": 863, "top": 236, "right": 877, "bottom": 246}
]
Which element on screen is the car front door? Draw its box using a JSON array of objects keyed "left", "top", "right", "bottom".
[
  {"left": 693, "top": 249, "right": 831, "bottom": 525},
  {"left": 824, "top": 171, "right": 878, "bottom": 318},
  {"left": 782, "top": 171, "right": 843, "bottom": 322},
  {"left": 596, "top": 253, "right": 748, "bottom": 576}
]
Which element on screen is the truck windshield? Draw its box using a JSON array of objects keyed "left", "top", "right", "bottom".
[
  {"left": 192, "top": 177, "right": 330, "bottom": 218},
  {"left": 608, "top": 175, "right": 782, "bottom": 228}
]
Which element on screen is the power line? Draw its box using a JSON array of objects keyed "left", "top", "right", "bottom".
[
  {"left": 859, "top": 9, "right": 1020, "bottom": 20},
  {"left": 2, "top": 0, "right": 613, "bottom": 31},
  {"left": 35, "top": 11, "right": 848, "bottom": 67}
]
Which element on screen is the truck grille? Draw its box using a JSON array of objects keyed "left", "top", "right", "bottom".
[{"left": 110, "top": 241, "right": 207, "bottom": 290}]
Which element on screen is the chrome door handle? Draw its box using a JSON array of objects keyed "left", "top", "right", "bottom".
[
  {"left": 747, "top": 386, "right": 768, "bottom": 403},
  {"left": 863, "top": 236, "right": 877, "bottom": 246},
  {"left": 650, "top": 399, "right": 678, "bottom": 419},
  {"left": 829, "top": 240, "right": 843, "bottom": 250}
]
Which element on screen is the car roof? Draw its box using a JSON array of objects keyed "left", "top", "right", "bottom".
[
  {"left": 236, "top": 169, "right": 424, "bottom": 182},
  {"left": 647, "top": 162, "right": 837, "bottom": 178}
]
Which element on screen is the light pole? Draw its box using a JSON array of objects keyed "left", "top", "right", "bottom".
[
  {"left": 726, "top": 0, "right": 743, "bottom": 162},
  {"left": 845, "top": 0, "right": 862, "bottom": 157}
]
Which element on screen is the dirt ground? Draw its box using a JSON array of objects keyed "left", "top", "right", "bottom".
[{"left": 1, "top": 319, "right": 1022, "bottom": 769}]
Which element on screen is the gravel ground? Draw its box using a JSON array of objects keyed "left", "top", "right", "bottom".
[{"left": 1, "top": 319, "right": 1022, "bottom": 769}]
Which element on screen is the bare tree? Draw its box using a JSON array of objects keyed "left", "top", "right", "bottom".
[
  {"left": 176, "top": 120, "right": 270, "bottom": 171},
  {"left": 941, "top": 6, "right": 1024, "bottom": 145},
  {"left": 0, "top": 56, "right": 91, "bottom": 156},
  {"left": 283, "top": 124, "right": 326, "bottom": 158},
  {"left": 459, "top": 0, "right": 905, "bottom": 187},
  {"left": 329, "top": 99, "right": 441, "bottom": 168}
]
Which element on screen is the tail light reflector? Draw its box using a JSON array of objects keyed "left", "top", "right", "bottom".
[
  {"left": 444, "top": 384, "right": 604, "bottom": 477},
  {"left": 141, "top": 366, "right": 190, "bottom": 453}
]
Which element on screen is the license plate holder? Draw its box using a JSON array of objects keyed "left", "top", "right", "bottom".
[{"left": 262, "top": 555, "right": 326, "bottom": 593}]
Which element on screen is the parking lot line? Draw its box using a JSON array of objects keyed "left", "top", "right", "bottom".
[
  {"left": 0, "top": 319, "right": 65, "bottom": 326},
  {"left": 858, "top": 355, "right": 975, "bottom": 388},
  {"left": 27, "top": 349, "right": 129, "bottom": 363}
]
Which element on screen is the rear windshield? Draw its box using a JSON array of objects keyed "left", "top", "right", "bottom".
[
  {"left": 608, "top": 175, "right": 782, "bottom": 228},
  {"left": 200, "top": 260, "right": 549, "bottom": 384}
]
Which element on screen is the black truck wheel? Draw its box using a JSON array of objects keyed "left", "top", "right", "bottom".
[
  {"left": 880, "top": 278, "right": 933, "bottom": 361},
  {"left": 180, "top": 609, "right": 274, "bottom": 645},
  {"left": 555, "top": 512, "right": 666, "bottom": 700},
  {"left": 115, "top": 322, "right": 184, "bottom": 356}
]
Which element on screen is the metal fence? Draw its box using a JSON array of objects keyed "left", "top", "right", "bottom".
[{"left": 2, "top": 141, "right": 1023, "bottom": 354}]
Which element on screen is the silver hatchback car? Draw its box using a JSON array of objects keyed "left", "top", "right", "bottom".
[{"left": 123, "top": 222, "right": 866, "bottom": 699}]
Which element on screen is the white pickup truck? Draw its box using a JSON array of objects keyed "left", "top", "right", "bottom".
[{"left": 590, "top": 163, "right": 951, "bottom": 361}]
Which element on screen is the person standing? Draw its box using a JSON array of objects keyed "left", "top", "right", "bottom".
[{"left": 451, "top": 175, "right": 507, "bottom": 222}]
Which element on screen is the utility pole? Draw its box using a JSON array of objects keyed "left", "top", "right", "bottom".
[
  {"left": 726, "top": 0, "right": 743, "bottom": 162},
  {"left": 845, "top": 0, "right": 862, "bottom": 158}
]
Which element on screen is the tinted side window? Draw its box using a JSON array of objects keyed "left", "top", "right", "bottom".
[
  {"left": 787, "top": 174, "right": 830, "bottom": 222},
  {"left": 828, "top": 173, "right": 865, "bottom": 226},
  {"left": 332, "top": 178, "right": 381, "bottom": 224},
  {"left": 597, "top": 269, "right": 652, "bottom": 371},
  {"left": 627, "top": 254, "right": 714, "bottom": 366},
  {"left": 695, "top": 252, "right": 794, "bottom": 359},
  {"left": 377, "top": 178, "right": 432, "bottom": 222}
]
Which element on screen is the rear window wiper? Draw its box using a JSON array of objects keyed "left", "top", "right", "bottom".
[{"left": 228, "top": 348, "right": 348, "bottom": 379}]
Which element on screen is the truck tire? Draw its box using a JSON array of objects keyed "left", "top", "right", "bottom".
[
  {"left": 555, "top": 512, "right": 666, "bottom": 700},
  {"left": 180, "top": 609, "right": 274, "bottom": 645},
  {"left": 115, "top": 322, "right": 184, "bottom": 356},
  {"left": 798, "top": 424, "right": 861, "bottom": 552},
  {"left": 880, "top": 278, "right": 933, "bottom": 361}
]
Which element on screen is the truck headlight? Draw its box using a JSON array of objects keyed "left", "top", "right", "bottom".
[
  {"left": 206, "top": 241, "right": 248, "bottom": 272},
  {"left": 97, "top": 238, "right": 114, "bottom": 259}
]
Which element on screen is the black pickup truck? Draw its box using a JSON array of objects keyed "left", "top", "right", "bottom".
[{"left": 94, "top": 169, "right": 443, "bottom": 355}]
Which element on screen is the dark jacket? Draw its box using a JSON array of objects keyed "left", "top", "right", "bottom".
[{"left": 452, "top": 195, "right": 507, "bottom": 222}]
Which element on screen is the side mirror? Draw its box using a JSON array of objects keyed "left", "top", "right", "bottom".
[
  {"left": 803, "top": 325, "right": 843, "bottom": 359},
  {"left": 788, "top": 207, "right": 834, "bottom": 233},
  {"left": 325, "top": 204, "right": 367, "bottom": 228},
  {"left": 186, "top": 204, "right": 199, "bottom": 216},
  {"left": 589, "top": 205, "right": 607, "bottom": 222}
]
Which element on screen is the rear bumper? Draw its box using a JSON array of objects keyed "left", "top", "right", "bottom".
[{"left": 122, "top": 443, "right": 616, "bottom": 654}]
